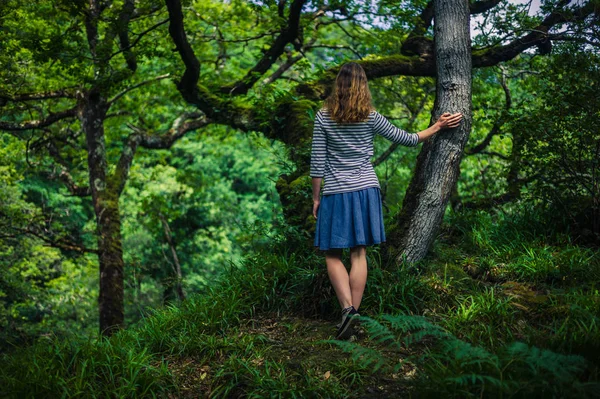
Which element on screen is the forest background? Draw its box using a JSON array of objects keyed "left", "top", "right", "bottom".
[{"left": 1, "top": 0, "right": 599, "bottom": 397}]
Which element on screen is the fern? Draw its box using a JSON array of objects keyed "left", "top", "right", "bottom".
[
  {"left": 380, "top": 314, "right": 437, "bottom": 334},
  {"left": 444, "top": 373, "right": 504, "bottom": 388},
  {"left": 321, "top": 339, "right": 387, "bottom": 372},
  {"left": 355, "top": 316, "right": 400, "bottom": 349},
  {"left": 439, "top": 338, "right": 499, "bottom": 366},
  {"left": 500, "top": 341, "right": 587, "bottom": 383},
  {"left": 327, "top": 313, "right": 594, "bottom": 398}
]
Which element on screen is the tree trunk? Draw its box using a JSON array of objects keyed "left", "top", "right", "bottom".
[
  {"left": 78, "top": 90, "right": 125, "bottom": 336},
  {"left": 388, "top": 0, "right": 472, "bottom": 263},
  {"left": 160, "top": 214, "right": 186, "bottom": 301}
]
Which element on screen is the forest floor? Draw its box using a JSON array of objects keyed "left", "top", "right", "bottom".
[
  {"left": 161, "top": 313, "right": 419, "bottom": 398},
  {"left": 3, "top": 207, "right": 599, "bottom": 398}
]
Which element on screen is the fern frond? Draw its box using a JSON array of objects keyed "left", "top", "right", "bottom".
[
  {"left": 501, "top": 341, "right": 587, "bottom": 382},
  {"left": 440, "top": 339, "right": 499, "bottom": 366},
  {"left": 444, "top": 373, "right": 505, "bottom": 388},
  {"left": 356, "top": 316, "right": 400, "bottom": 349},
  {"left": 321, "top": 339, "right": 387, "bottom": 372},
  {"left": 381, "top": 314, "right": 435, "bottom": 333}
]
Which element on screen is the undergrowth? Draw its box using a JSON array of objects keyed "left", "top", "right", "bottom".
[
  {"left": 326, "top": 313, "right": 599, "bottom": 398},
  {"left": 1, "top": 201, "right": 599, "bottom": 397}
]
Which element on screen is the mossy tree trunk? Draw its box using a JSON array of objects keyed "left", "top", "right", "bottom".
[
  {"left": 387, "top": 0, "right": 472, "bottom": 263},
  {"left": 78, "top": 90, "right": 125, "bottom": 335}
]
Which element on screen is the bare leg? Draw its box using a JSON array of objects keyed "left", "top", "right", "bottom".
[
  {"left": 349, "top": 245, "right": 367, "bottom": 311},
  {"left": 326, "top": 249, "right": 352, "bottom": 309}
]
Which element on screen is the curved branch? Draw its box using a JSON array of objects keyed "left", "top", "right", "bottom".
[
  {"left": 0, "top": 220, "right": 98, "bottom": 254},
  {"left": 165, "top": 0, "right": 201, "bottom": 102},
  {"left": 0, "top": 107, "right": 77, "bottom": 131},
  {"left": 220, "top": 0, "right": 307, "bottom": 95},
  {"left": 473, "top": 1, "right": 599, "bottom": 68},
  {"left": 117, "top": 0, "right": 137, "bottom": 71},
  {"left": 164, "top": 0, "right": 262, "bottom": 131},
  {"left": 0, "top": 90, "right": 76, "bottom": 102}
]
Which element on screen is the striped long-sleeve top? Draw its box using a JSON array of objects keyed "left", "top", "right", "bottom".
[{"left": 310, "top": 108, "right": 420, "bottom": 195}]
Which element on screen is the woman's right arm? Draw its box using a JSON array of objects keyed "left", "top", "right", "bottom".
[
  {"left": 414, "top": 112, "right": 463, "bottom": 143},
  {"left": 373, "top": 111, "right": 463, "bottom": 145},
  {"left": 373, "top": 112, "right": 420, "bottom": 146}
]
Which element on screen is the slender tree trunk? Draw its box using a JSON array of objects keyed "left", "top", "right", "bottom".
[
  {"left": 78, "top": 90, "right": 125, "bottom": 336},
  {"left": 388, "top": 0, "right": 472, "bottom": 263},
  {"left": 160, "top": 214, "right": 185, "bottom": 301},
  {"left": 506, "top": 130, "right": 523, "bottom": 200}
]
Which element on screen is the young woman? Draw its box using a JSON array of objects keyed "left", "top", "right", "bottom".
[{"left": 310, "top": 62, "right": 462, "bottom": 340}]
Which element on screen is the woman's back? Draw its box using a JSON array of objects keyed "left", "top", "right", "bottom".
[{"left": 310, "top": 108, "right": 420, "bottom": 195}]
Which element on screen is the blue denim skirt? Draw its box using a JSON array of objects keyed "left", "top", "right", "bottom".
[{"left": 314, "top": 187, "right": 386, "bottom": 251}]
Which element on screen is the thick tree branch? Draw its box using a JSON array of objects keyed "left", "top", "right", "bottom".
[
  {"left": 164, "top": 0, "right": 260, "bottom": 131},
  {"left": 473, "top": 1, "right": 599, "bottom": 68},
  {"left": 164, "top": 0, "right": 202, "bottom": 100},
  {"left": 0, "top": 90, "right": 76, "bottom": 102},
  {"left": 84, "top": 0, "right": 101, "bottom": 59},
  {"left": 297, "top": 1, "right": 597, "bottom": 102},
  {"left": 51, "top": 167, "right": 92, "bottom": 197},
  {"left": 220, "top": 0, "right": 307, "bottom": 95},
  {"left": 0, "top": 222, "right": 98, "bottom": 254},
  {"left": 0, "top": 107, "right": 77, "bottom": 131},
  {"left": 296, "top": 55, "right": 436, "bottom": 100},
  {"left": 136, "top": 113, "right": 210, "bottom": 149},
  {"left": 117, "top": 0, "right": 137, "bottom": 71},
  {"left": 401, "top": 1, "right": 435, "bottom": 56}
]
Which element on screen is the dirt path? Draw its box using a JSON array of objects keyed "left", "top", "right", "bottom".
[{"left": 163, "top": 313, "right": 416, "bottom": 398}]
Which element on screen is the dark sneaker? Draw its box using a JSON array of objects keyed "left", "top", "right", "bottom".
[
  {"left": 336, "top": 306, "right": 359, "bottom": 340},
  {"left": 336, "top": 306, "right": 353, "bottom": 329},
  {"left": 335, "top": 307, "right": 364, "bottom": 330}
]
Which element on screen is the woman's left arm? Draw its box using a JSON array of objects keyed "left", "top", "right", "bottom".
[
  {"left": 312, "top": 177, "right": 322, "bottom": 219},
  {"left": 310, "top": 111, "right": 326, "bottom": 218}
]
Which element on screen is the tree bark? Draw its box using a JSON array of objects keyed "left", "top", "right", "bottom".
[
  {"left": 78, "top": 90, "right": 125, "bottom": 336},
  {"left": 160, "top": 214, "right": 185, "bottom": 301},
  {"left": 388, "top": 0, "right": 472, "bottom": 263}
]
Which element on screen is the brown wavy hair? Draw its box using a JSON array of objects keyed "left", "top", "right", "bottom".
[{"left": 323, "top": 62, "right": 374, "bottom": 123}]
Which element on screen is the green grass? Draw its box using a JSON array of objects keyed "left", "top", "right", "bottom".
[
  {"left": 0, "top": 332, "right": 176, "bottom": 398},
  {"left": 1, "top": 201, "right": 599, "bottom": 397}
]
